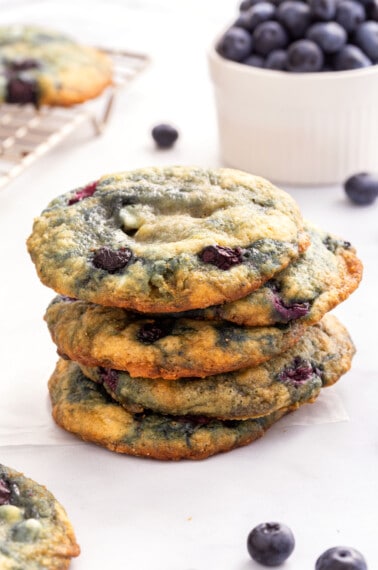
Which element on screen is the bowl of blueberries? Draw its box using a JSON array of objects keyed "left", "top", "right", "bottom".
[{"left": 208, "top": 0, "right": 378, "bottom": 185}]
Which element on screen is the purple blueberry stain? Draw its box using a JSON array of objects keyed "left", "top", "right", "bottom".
[
  {"left": 199, "top": 245, "right": 243, "bottom": 270},
  {"left": 68, "top": 181, "right": 98, "bottom": 205},
  {"left": 0, "top": 478, "right": 11, "bottom": 506},
  {"left": 137, "top": 320, "right": 174, "bottom": 344},
  {"left": 100, "top": 368, "right": 119, "bottom": 392},
  {"left": 92, "top": 246, "right": 133, "bottom": 273},
  {"left": 278, "top": 357, "right": 316, "bottom": 386},
  {"left": 272, "top": 294, "right": 310, "bottom": 322}
]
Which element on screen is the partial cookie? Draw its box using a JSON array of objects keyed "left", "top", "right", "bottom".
[
  {"left": 0, "top": 463, "right": 80, "bottom": 569},
  {"left": 45, "top": 296, "right": 306, "bottom": 379},
  {"left": 48, "top": 359, "right": 319, "bottom": 461},
  {"left": 27, "top": 166, "right": 309, "bottom": 312},
  {"left": 0, "top": 25, "right": 112, "bottom": 107},
  {"left": 153, "top": 222, "right": 363, "bottom": 326},
  {"left": 79, "top": 314, "right": 354, "bottom": 420}
]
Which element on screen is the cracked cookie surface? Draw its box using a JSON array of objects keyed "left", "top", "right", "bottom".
[
  {"left": 0, "top": 463, "right": 80, "bottom": 570},
  {"left": 78, "top": 314, "right": 355, "bottom": 420},
  {"left": 28, "top": 166, "right": 309, "bottom": 312}
]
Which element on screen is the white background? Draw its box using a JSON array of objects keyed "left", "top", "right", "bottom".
[{"left": 0, "top": 1, "right": 377, "bottom": 569}]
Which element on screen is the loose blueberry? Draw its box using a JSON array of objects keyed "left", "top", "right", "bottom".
[
  {"left": 354, "top": 21, "right": 378, "bottom": 62},
  {"left": 137, "top": 320, "right": 174, "bottom": 344},
  {"left": 100, "top": 368, "right": 119, "bottom": 392},
  {"left": 6, "top": 77, "right": 38, "bottom": 106},
  {"left": 276, "top": 1, "right": 312, "bottom": 39},
  {"left": 278, "top": 357, "right": 315, "bottom": 385},
  {"left": 265, "top": 49, "right": 288, "bottom": 69},
  {"left": 199, "top": 245, "right": 243, "bottom": 270},
  {"left": 287, "top": 39, "right": 324, "bottom": 71},
  {"left": 333, "top": 43, "right": 372, "bottom": 69},
  {"left": 151, "top": 124, "right": 179, "bottom": 149},
  {"left": 92, "top": 246, "right": 133, "bottom": 272},
  {"left": 309, "top": 0, "right": 337, "bottom": 21},
  {"left": 240, "top": 2, "right": 276, "bottom": 32},
  {"left": 247, "top": 522, "right": 295, "bottom": 566},
  {"left": 306, "top": 22, "right": 347, "bottom": 53},
  {"left": 68, "top": 181, "right": 98, "bottom": 205},
  {"left": 315, "top": 546, "right": 368, "bottom": 570},
  {"left": 243, "top": 53, "right": 266, "bottom": 67},
  {"left": 217, "top": 26, "right": 253, "bottom": 61},
  {"left": 344, "top": 172, "right": 378, "bottom": 205},
  {"left": 253, "top": 21, "right": 289, "bottom": 55},
  {"left": 335, "top": 0, "right": 366, "bottom": 33},
  {"left": 0, "top": 479, "right": 11, "bottom": 506}
]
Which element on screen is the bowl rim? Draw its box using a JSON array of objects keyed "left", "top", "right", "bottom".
[{"left": 208, "top": 41, "right": 378, "bottom": 82}]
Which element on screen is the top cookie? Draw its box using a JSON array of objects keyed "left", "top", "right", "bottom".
[
  {"left": 0, "top": 25, "right": 112, "bottom": 107},
  {"left": 0, "top": 463, "right": 80, "bottom": 569},
  {"left": 27, "top": 166, "right": 309, "bottom": 312}
]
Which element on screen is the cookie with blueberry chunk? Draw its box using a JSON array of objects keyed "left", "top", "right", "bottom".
[
  {"left": 163, "top": 222, "right": 362, "bottom": 327},
  {"left": 78, "top": 314, "right": 355, "bottom": 420},
  {"left": 48, "top": 359, "right": 320, "bottom": 461},
  {"left": 0, "top": 25, "right": 112, "bottom": 107},
  {"left": 44, "top": 295, "right": 306, "bottom": 379},
  {"left": 0, "top": 463, "right": 80, "bottom": 569},
  {"left": 27, "top": 166, "right": 310, "bottom": 313}
]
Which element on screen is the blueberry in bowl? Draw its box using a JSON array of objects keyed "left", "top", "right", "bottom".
[{"left": 208, "top": 0, "right": 378, "bottom": 184}]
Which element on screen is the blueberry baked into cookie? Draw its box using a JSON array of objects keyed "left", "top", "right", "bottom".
[
  {"left": 0, "top": 463, "right": 80, "bottom": 569},
  {"left": 27, "top": 165, "right": 362, "bottom": 460},
  {"left": 27, "top": 166, "right": 310, "bottom": 312},
  {"left": 0, "top": 25, "right": 112, "bottom": 107}
]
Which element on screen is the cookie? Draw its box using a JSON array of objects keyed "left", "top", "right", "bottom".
[
  {"left": 0, "top": 463, "right": 80, "bottom": 569},
  {"left": 152, "top": 222, "right": 363, "bottom": 327},
  {"left": 0, "top": 25, "right": 112, "bottom": 107},
  {"left": 45, "top": 296, "right": 306, "bottom": 379},
  {"left": 27, "top": 166, "right": 310, "bottom": 312},
  {"left": 78, "top": 314, "right": 354, "bottom": 420},
  {"left": 48, "top": 359, "right": 319, "bottom": 461}
]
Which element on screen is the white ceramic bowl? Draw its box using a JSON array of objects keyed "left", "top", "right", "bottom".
[{"left": 208, "top": 44, "right": 378, "bottom": 186}]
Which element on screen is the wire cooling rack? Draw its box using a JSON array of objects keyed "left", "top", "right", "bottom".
[{"left": 0, "top": 48, "right": 149, "bottom": 189}]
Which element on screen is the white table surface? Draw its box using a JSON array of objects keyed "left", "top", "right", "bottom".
[{"left": 0, "top": 1, "right": 377, "bottom": 568}]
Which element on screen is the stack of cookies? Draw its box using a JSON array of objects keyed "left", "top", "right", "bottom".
[{"left": 27, "top": 166, "right": 362, "bottom": 460}]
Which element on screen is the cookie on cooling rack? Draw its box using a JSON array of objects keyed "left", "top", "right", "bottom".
[
  {"left": 48, "top": 359, "right": 318, "bottom": 461},
  {"left": 27, "top": 166, "right": 309, "bottom": 312},
  {"left": 78, "top": 314, "right": 355, "bottom": 420},
  {"left": 0, "top": 25, "right": 112, "bottom": 107},
  {"left": 0, "top": 463, "right": 80, "bottom": 569},
  {"left": 160, "top": 222, "right": 363, "bottom": 326},
  {"left": 44, "top": 295, "right": 306, "bottom": 379}
]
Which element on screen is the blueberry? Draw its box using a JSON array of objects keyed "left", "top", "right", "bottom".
[
  {"left": 265, "top": 49, "right": 288, "bottom": 69},
  {"left": 354, "top": 21, "right": 378, "bottom": 62},
  {"left": 243, "top": 53, "right": 266, "bottom": 67},
  {"left": 287, "top": 39, "right": 324, "bottom": 71},
  {"left": 278, "top": 357, "right": 315, "bottom": 385},
  {"left": 0, "top": 479, "right": 11, "bottom": 506},
  {"left": 315, "top": 546, "right": 368, "bottom": 570},
  {"left": 6, "top": 77, "right": 38, "bottom": 106},
  {"left": 151, "top": 124, "right": 179, "bottom": 149},
  {"left": 217, "top": 26, "right": 253, "bottom": 61},
  {"left": 333, "top": 44, "right": 372, "bottom": 69},
  {"left": 368, "top": 0, "right": 378, "bottom": 21},
  {"left": 239, "top": 2, "right": 276, "bottom": 32},
  {"left": 7, "top": 58, "right": 40, "bottom": 72},
  {"left": 335, "top": 0, "right": 366, "bottom": 33},
  {"left": 309, "top": 0, "right": 337, "bottom": 21},
  {"left": 100, "top": 368, "right": 119, "bottom": 391},
  {"left": 253, "top": 21, "right": 289, "bottom": 56},
  {"left": 276, "top": 1, "right": 312, "bottom": 39},
  {"left": 273, "top": 295, "right": 310, "bottom": 320},
  {"left": 306, "top": 22, "right": 347, "bottom": 54},
  {"left": 92, "top": 246, "right": 133, "bottom": 272},
  {"left": 137, "top": 320, "right": 174, "bottom": 344},
  {"left": 199, "top": 245, "right": 244, "bottom": 270},
  {"left": 68, "top": 181, "right": 98, "bottom": 205},
  {"left": 344, "top": 172, "right": 378, "bottom": 205},
  {"left": 247, "top": 522, "right": 295, "bottom": 566}
]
